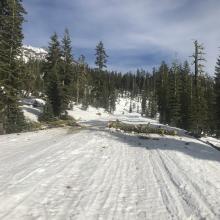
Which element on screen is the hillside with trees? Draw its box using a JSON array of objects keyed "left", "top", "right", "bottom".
[
  {"left": 0, "top": 0, "right": 220, "bottom": 138},
  {"left": 1, "top": 1, "right": 220, "bottom": 219}
]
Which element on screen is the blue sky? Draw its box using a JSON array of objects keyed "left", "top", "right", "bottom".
[{"left": 22, "top": 0, "right": 220, "bottom": 74}]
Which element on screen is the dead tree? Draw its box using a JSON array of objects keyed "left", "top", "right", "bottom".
[{"left": 191, "top": 40, "right": 206, "bottom": 87}]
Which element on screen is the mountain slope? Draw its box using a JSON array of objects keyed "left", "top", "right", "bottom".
[{"left": 21, "top": 45, "right": 47, "bottom": 62}]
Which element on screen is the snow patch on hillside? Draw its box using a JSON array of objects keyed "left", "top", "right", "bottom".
[
  {"left": 67, "top": 104, "right": 110, "bottom": 122},
  {"left": 22, "top": 105, "right": 42, "bottom": 122},
  {"left": 19, "top": 96, "right": 220, "bottom": 149},
  {"left": 114, "top": 95, "right": 142, "bottom": 115},
  {"left": 20, "top": 96, "right": 143, "bottom": 123},
  {"left": 20, "top": 97, "right": 45, "bottom": 122},
  {"left": 21, "top": 45, "right": 47, "bottom": 62}
]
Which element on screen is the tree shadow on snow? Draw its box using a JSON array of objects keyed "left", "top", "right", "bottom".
[
  {"left": 114, "top": 132, "right": 220, "bottom": 163},
  {"left": 84, "top": 120, "right": 220, "bottom": 163}
]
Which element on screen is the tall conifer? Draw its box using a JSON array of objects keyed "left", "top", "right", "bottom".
[
  {"left": 214, "top": 55, "right": 220, "bottom": 136},
  {"left": 95, "top": 41, "right": 108, "bottom": 70},
  {"left": 61, "top": 29, "right": 75, "bottom": 111},
  {"left": 0, "top": 0, "right": 26, "bottom": 133},
  {"left": 42, "top": 33, "right": 63, "bottom": 119}
]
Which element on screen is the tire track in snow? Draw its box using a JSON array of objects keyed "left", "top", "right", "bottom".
[
  {"left": 156, "top": 149, "right": 220, "bottom": 219},
  {"left": 33, "top": 135, "right": 109, "bottom": 219},
  {"left": 39, "top": 139, "right": 101, "bottom": 219},
  {"left": 148, "top": 149, "right": 185, "bottom": 219},
  {"left": 149, "top": 146, "right": 218, "bottom": 219},
  {"left": 0, "top": 133, "right": 101, "bottom": 219},
  {"left": 1, "top": 125, "right": 220, "bottom": 219},
  {"left": 0, "top": 131, "right": 90, "bottom": 195},
  {"left": 69, "top": 136, "right": 125, "bottom": 220},
  {"left": 48, "top": 133, "right": 120, "bottom": 219}
]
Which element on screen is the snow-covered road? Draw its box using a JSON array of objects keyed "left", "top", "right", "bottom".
[{"left": 0, "top": 122, "right": 220, "bottom": 220}]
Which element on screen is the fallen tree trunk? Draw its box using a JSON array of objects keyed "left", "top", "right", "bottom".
[{"left": 108, "top": 120, "right": 177, "bottom": 136}]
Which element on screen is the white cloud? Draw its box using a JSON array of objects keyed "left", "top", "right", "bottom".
[{"left": 23, "top": 0, "right": 220, "bottom": 73}]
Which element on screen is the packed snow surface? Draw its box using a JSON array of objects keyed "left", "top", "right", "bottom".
[
  {"left": 201, "top": 136, "right": 220, "bottom": 150},
  {"left": 1, "top": 98, "right": 220, "bottom": 219}
]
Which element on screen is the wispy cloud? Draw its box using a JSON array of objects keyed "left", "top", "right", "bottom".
[{"left": 23, "top": 0, "right": 220, "bottom": 74}]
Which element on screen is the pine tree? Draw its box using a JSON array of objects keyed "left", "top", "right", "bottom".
[
  {"left": 0, "top": 0, "right": 26, "bottom": 133},
  {"left": 42, "top": 33, "right": 63, "bottom": 120},
  {"left": 156, "top": 61, "right": 169, "bottom": 124},
  {"left": 168, "top": 61, "right": 181, "bottom": 126},
  {"left": 191, "top": 40, "right": 206, "bottom": 87},
  {"left": 61, "top": 29, "right": 75, "bottom": 111},
  {"left": 109, "top": 74, "right": 117, "bottom": 112},
  {"left": 76, "top": 55, "right": 89, "bottom": 108},
  {"left": 214, "top": 55, "right": 220, "bottom": 136},
  {"left": 21, "top": 59, "right": 44, "bottom": 97},
  {"left": 203, "top": 74, "right": 215, "bottom": 133},
  {"left": 148, "top": 92, "right": 157, "bottom": 118},
  {"left": 106, "top": 73, "right": 117, "bottom": 113},
  {"left": 141, "top": 74, "right": 147, "bottom": 116},
  {"left": 92, "top": 41, "right": 109, "bottom": 108},
  {"left": 95, "top": 41, "right": 108, "bottom": 70},
  {"left": 149, "top": 69, "right": 158, "bottom": 118},
  {"left": 179, "top": 61, "right": 193, "bottom": 130},
  {"left": 191, "top": 40, "right": 207, "bottom": 135},
  {"left": 141, "top": 90, "right": 147, "bottom": 116}
]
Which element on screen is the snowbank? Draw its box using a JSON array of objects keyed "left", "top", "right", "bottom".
[
  {"left": 67, "top": 104, "right": 110, "bottom": 122},
  {"left": 22, "top": 105, "right": 42, "bottom": 122},
  {"left": 201, "top": 136, "right": 220, "bottom": 150},
  {"left": 21, "top": 97, "right": 45, "bottom": 122}
]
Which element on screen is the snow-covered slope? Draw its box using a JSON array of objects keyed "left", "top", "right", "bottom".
[
  {"left": 19, "top": 96, "right": 198, "bottom": 137},
  {"left": 68, "top": 104, "right": 110, "bottom": 122},
  {"left": 21, "top": 45, "right": 47, "bottom": 62},
  {"left": 21, "top": 45, "right": 79, "bottom": 64},
  {"left": 21, "top": 96, "right": 143, "bottom": 123},
  {"left": 114, "top": 95, "right": 142, "bottom": 115}
]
